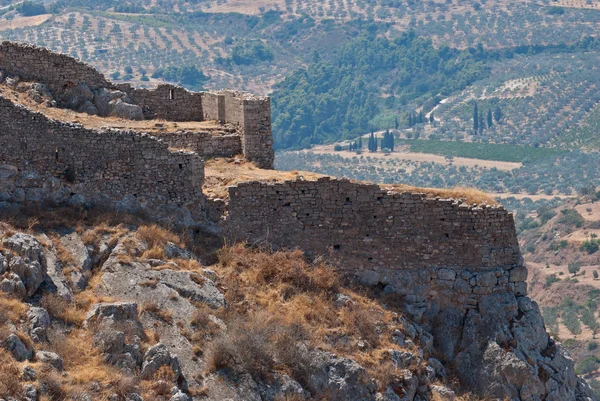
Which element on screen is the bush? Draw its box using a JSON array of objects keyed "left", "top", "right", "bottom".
[
  {"left": 333, "top": 145, "right": 343, "bottom": 151},
  {"left": 576, "top": 356, "right": 600, "bottom": 375},
  {"left": 589, "top": 341, "right": 598, "bottom": 351},
  {"left": 16, "top": 0, "right": 45, "bottom": 16},
  {"left": 559, "top": 209, "right": 585, "bottom": 228},
  {"left": 545, "top": 274, "right": 560, "bottom": 287}
]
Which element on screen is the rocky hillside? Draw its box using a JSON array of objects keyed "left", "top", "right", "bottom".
[{"left": 0, "top": 207, "right": 595, "bottom": 401}]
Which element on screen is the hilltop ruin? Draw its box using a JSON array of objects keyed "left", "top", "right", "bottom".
[{"left": 0, "top": 41, "right": 596, "bottom": 400}]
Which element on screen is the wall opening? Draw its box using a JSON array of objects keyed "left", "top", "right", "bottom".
[
  {"left": 55, "top": 148, "right": 59, "bottom": 161},
  {"left": 333, "top": 245, "right": 341, "bottom": 251},
  {"left": 169, "top": 89, "right": 175, "bottom": 100},
  {"left": 179, "top": 164, "right": 183, "bottom": 170}
]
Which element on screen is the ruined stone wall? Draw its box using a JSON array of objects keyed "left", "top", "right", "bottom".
[
  {"left": 156, "top": 131, "right": 242, "bottom": 159},
  {"left": 0, "top": 96, "right": 204, "bottom": 210},
  {"left": 0, "top": 41, "right": 275, "bottom": 168},
  {"left": 0, "top": 41, "right": 110, "bottom": 94},
  {"left": 120, "top": 84, "right": 205, "bottom": 122},
  {"left": 226, "top": 178, "right": 526, "bottom": 316}
]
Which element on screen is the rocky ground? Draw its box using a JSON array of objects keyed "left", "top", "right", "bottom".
[{"left": 0, "top": 207, "right": 596, "bottom": 401}]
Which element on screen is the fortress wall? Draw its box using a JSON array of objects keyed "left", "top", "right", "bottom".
[
  {"left": 226, "top": 178, "right": 526, "bottom": 314},
  {"left": 0, "top": 96, "right": 204, "bottom": 208},
  {"left": 202, "top": 92, "right": 224, "bottom": 122},
  {"left": 0, "top": 41, "right": 110, "bottom": 94},
  {"left": 121, "top": 84, "right": 205, "bottom": 122},
  {"left": 156, "top": 131, "right": 242, "bottom": 158},
  {"left": 241, "top": 97, "right": 274, "bottom": 170}
]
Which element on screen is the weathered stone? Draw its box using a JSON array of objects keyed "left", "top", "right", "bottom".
[
  {"left": 36, "top": 351, "right": 63, "bottom": 371},
  {"left": 5, "top": 333, "right": 34, "bottom": 361}
]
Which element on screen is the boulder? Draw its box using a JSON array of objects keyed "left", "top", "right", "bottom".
[
  {"left": 27, "top": 307, "right": 51, "bottom": 343},
  {"left": 140, "top": 343, "right": 187, "bottom": 390},
  {"left": 307, "top": 350, "right": 375, "bottom": 401},
  {"left": 0, "top": 272, "right": 26, "bottom": 299},
  {"left": 8, "top": 257, "right": 44, "bottom": 297},
  {"left": 258, "top": 373, "right": 309, "bottom": 401},
  {"left": 85, "top": 302, "right": 140, "bottom": 328},
  {"left": 3, "top": 233, "right": 44, "bottom": 262},
  {"left": 36, "top": 351, "right": 63, "bottom": 371},
  {"left": 4, "top": 333, "right": 34, "bottom": 361},
  {"left": 109, "top": 100, "right": 144, "bottom": 121},
  {"left": 65, "top": 83, "right": 94, "bottom": 110},
  {"left": 0, "top": 165, "right": 18, "bottom": 192},
  {"left": 79, "top": 101, "right": 98, "bottom": 116}
]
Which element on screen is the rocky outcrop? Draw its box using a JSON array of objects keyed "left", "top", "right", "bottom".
[{"left": 1, "top": 234, "right": 46, "bottom": 298}]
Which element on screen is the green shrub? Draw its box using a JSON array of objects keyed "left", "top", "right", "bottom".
[
  {"left": 576, "top": 356, "right": 600, "bottom": 375},
  {"left": 545, "top": 274, "right": 560, "bottom": 287}
]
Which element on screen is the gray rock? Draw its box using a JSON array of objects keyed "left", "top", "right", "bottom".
[
  {"left": 307, "top": 350, "right": 375, "bottom": 401},
  {"left": 431, "top": 385, "right": 455, "bottom": 400},
  {"left": 428, "top": 358, "right": 446, "bottom": 378},
  {"left": 0, "top": 253, "right": 6, "bottom": 275},
  {"left": 8, "top": 257, "right": 44, "bottom": 297},
  {"left": 36, "top": 351, "right": 63, "bottom": 371},
  {"left": 22, "top": 365, "right": 36, "bottom": 381},
  {"left": 359, "top": 270, "right": 380, "bottom": 286},
  {"left": 85, "top": 302, "right": 139, "bottom": 328},
  {"left": 23, "top": 383, "right": 37, "bottom": 401},
  {"left": 79, "top": 101, "right": 98, "bottom": 115},
  {"left": 5, "top": 333, "right": 34, "bottom": 361},
  {"left": 258, "top": 373, "right": 309, "bottom": 401},
  {"left": 65, "top": 83, "right": 94, "bottom": 110},
  {"left": 5, "top": 76, "right": 20, "bottom": 89},
  {"left": 0, "top": 272, "right": 26, "bottom": 299},
  {"left": 164, "top": 242, "right": 191, "bottom": 260},
  {"left": 140, "top": 343, "right": 186, "bottom": 390},
  {"left": 169, "top": 392, "right": 190, "bottom": 401},
  {"left": 109, "top": 100, "right": 144, "bottom": 121},
  {"left": 334, "top": 293, "right": 353, "bottom": 308},
  {"left": 27, "top": 307, "right": 51, "bottom": 343},
  {"left": 40, "top": 238, "right": 74, "bottom": 302},
  {"left": 3, "top": 233, "right": 44, "bottom": 262},
  {"left": 388, "top": 349, "right": 421, "bottom": 369}
]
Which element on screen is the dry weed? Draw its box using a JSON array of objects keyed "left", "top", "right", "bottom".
[
  {"left": 0, "top": 348, "right": 23, "bottom": 399},
  {"left": 41, "top": 293, "right": 85, "bottom": 326}
]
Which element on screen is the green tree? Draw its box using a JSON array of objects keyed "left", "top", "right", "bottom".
[
  {"left": 124, "top": 66, "right": 133, "bottom": 74},
  {"left": 394, "top": 116, "right": 399, "bottom": 130},
  {"left": 473, "top": 103, "right": 479, "bottom": 133},
  {"left": 494, "top": 106, "right": 502, "bottom": 123},
  {"left": 569, "top": 262, "right": 582, "bottom": 276},
  {"left": 594, "top": 270, "right": 599, "bottom": 280},
  {"left": 358, "top": 135, "right": 363, "bottom": 150},
  {"left": 487, "top": 108, "right": 493, "bottom": 127},
  {"left": 429, "top": 112, "right": 434, "bottom": 124}
]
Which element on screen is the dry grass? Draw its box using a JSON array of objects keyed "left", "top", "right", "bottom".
[
  {"left": 383, "top": 184, "right": 497, "bottom": 206},
  {"left": 41, "top": 293, "right": 86, "bottom": 326},
  {"left": 0, "top": 348, "right": 24, "bottom": 399},
  {"left": 204, "top": 158, "right": 494, "bottom": 205},
  {"left": 0, "top": 294, "right": 29, "bottom": 323},
  {"left": 207, "top": 244, "right": 410, "bottom": 390},
  {"left": 136, "top": 224, "right": 183, "bottom": 260},
  {"left": 141, "top": 301, "right": 174, "bottom": 324}
]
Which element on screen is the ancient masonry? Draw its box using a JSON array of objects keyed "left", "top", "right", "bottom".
[{"left": 0, "top": 41, "right": 526, "bottom": 320}]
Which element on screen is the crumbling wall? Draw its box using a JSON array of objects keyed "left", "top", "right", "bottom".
[
  {"left": 0, "top": 41, "right": 275, "bottom": 168},
  {"left": 0, "top": 41, "right": 110, "bottom": 94},
  {"left": 0, "top": 96, "right": 204, "bottom": 209},
  {"left": 120, "top": 84, "right": 204, "bottom": 122},
  {"left": 156, "top": 131, "right": 242, "bottom": 158},
  {"left": 226, "top": 178, "right": 525, "bottom": 314}
]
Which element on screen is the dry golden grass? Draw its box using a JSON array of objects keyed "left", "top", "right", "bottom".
[
  {"left": 41, "top": 293, "right": 86, "bottom": 326},
  {"left": 204, "top": 158, "right": 495, "bottom": 205},
  {"left": 136, "top": 224, "right": 182, "bottom": 253},
  {"left": 0, "top": 294, "right": 29, "bottom": 323},
  {"left": 383, "top": 184, "right": 497, "bottom": 206},
  {"left": 0, "top": 348, "right": 23, "bottom": 399},
  {"left": 207, "top": 243, "right": 411, "bottom": 390},
  {"left": 141, "top": 301, "right": 174, "bottom": 324}
]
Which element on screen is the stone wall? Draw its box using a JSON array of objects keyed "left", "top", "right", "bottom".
[
  {"left": 225, "top": 178, "right": 526, "bottom": 317},
  {"left": 0, "top": 41, "right": 275, "bottom": 168},
  {"left": 156, "top": 131, "right": 242, "bottom": 159},
  {"left": 0, "top": 41, "right": 110, "bottom": 94},
  {"left": 118, "top": 83, "right": 205, "bottom": 122},
  {"left": 0, "top": 96, "right": 204, "bottom": 212}
]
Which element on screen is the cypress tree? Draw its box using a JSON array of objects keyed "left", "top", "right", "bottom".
[
  {"left": 368, "top": 132, "right": 375, "bottom": 152},
  {"left": 494, "top": 106, "right": 502, "bottom": 123},
  {"left": 487, "top": 108, "right": 493, "bottom": 127},
  {"left": 373, "top": 134, "right": 378, "bottom": 152},
  {"left": 429, "top": 112, "right": 434, "bottom": 124},
  {"left": 358, "top": 135, "right": 363, "bottom": 149},
  {"left": 390, "top": 132, "right": 394, "bottom": 151},
  {"left": 408, "top": 113, "right": 413, "bottom": 127},
  {"left": 479, "top": 111, "right": 485, "bottom": 132},
  {"left": 395, "top": 116, "right": 399, "bottom": 130},
  {"left": 473, "top": 103, "right": 479, "bottom": 133},
  {"left": 419, "top": 110, "right": 424, "bottom": 124}
]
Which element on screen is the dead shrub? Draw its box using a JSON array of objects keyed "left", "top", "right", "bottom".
[
  {"left": 207, "top": 312, "right": 310, "bottom": 383},
  {"left": 0, "top": 348, "right": 23, "bottom": 399},
  {"left": 41, "top": 293, "right": 85, "bottom": 326},
  {"left": 136, "top": 225, "right": 181, "bottom": 250},
  {"left": 39, "top": 370, "right": 66, "bottom": 401},
  {"left": 113, "top": 376, "right": 140, "bottom": 399},
  {"left": 149, "top": 366, "right": 176, "bottom": 396}
]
